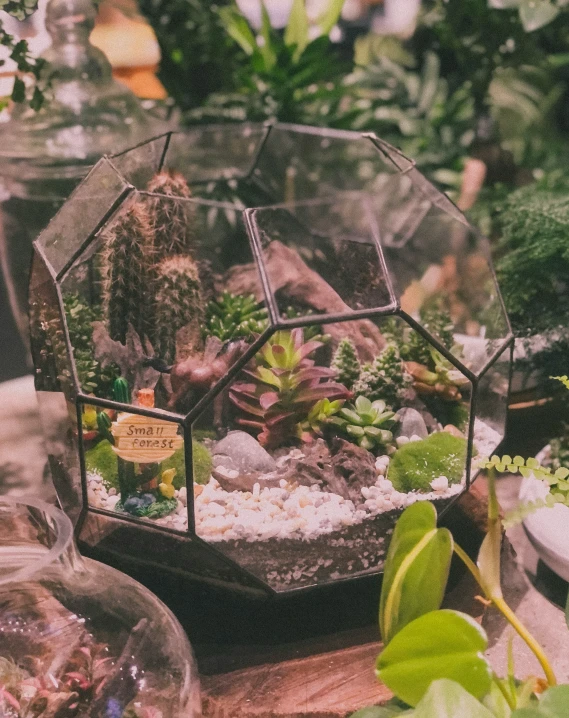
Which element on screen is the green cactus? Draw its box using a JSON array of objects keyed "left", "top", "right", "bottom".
[
  {"left": 331, "top": 338, "right": 361, "bottom": 390},
  {"left": 154, "top": 256, "right": 204, "bottom": 363},
  {"left": 146, "top": 170, "right": 195, "bottom": 260},
  {"left": 204, "top": 292, "right": 268, "bottom": 342},
  {"left": 101, "top": 202, "right": 156, "bottom": 344},
  {"left": 113, "top": 376, "right": 131, "bottom": 404},
  {"left": 353, "top": 344, "right": 411, "bottom": 409},
  {"left": 328, "top": 396, "right": 398, "bottom": 453}
]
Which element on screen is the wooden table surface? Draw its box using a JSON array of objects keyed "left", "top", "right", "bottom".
[{"left": 2, "top": 376, "right": 569, "bottom": 718}]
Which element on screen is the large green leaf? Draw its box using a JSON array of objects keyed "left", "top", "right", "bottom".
[
  {"left": 317, "top": 0, "right": 345, "bottom": 35},
  {"left": 218, "top": 6, "right": 256, "bottom": 56},
  {"left": 413, "top": 680, "right": 495, "bottom": 718},
  {"left": 379, "top": 502, "right": 453, "bottom": 644},
  {"left": 284, "top": 0, "right": 309, "bottom": 60},
  {"left": 519, "top": 0, "right": 559, "bottom": 31},
  {"left": 376, "top": 610, "right": 492, "bottom": 707},
  {"left": 512, "top": 685, "right": 569, "bottom": 717}
]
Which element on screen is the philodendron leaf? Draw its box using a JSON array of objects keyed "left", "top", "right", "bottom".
[
  {"left": 413, "top": 679, "right": 494, "bottom": 718},
  {"left": 512, "top": 685, "right": 569, "bottom": 717},
  {"left": 376, "top": 610, "right": 492, "bottom": 707},
  {"left": 380, "top": 502, "right": 453, "bottom": 644}
]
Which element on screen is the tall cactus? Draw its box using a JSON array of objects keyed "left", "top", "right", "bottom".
[
  {"left": 101, "top": 202, "right": 155, "bottom": 343},
  {"left": 146, "top": 170, "right": 195, "bottom": 260},
  {"left": 153, "top": 256, "right": 204, "bottom": 363}
]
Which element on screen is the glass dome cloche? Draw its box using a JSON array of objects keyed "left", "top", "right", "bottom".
[
  {"left": 0, "top": 495, "right": 200, "bottom": 717},
  {"left": 29, "top": 124, "right": 513, "bottom": 595}
]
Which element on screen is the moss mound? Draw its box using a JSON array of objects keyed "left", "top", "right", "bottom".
[
  {"left": 387, "top": 432, "right": 467, "bottom": 493},
  {"left": 85, "top": 439, "right": 213, "bottom": 488}
]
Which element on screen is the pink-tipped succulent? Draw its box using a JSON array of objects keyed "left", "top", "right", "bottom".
[{"left": 230, "top": 329, "right": 351, "bottom": 449}]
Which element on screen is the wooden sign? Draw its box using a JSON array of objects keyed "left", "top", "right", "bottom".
[{"left": 111, "top": 413, "right": 183, "bottom": 463}]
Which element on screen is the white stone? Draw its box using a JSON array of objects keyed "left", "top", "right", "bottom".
[
  {"left": 396, "top": 436, "right": 410, "bottom": 447},
  {"left": 178, "top": 486, "right": 187, "bottom": 506},
  {"left": 106, "top": 495, "right": 120, "bottom": 510},
  {"left": 430, "top": 476, "right": 449, "bottom": 493}
]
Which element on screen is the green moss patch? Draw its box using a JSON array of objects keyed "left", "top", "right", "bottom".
[
  {"left": 387, "top": 432, "right": 467, "bottom": 493},
  {"left": 85, "top": 439, "right": 212, "bottom": 488}
]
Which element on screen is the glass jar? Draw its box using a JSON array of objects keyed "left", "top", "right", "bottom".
[
  {"left": 0, "top": 495, "right": 201, "bottom": 717},
  {"left": 0, "top": 0, "right": 154, "bottom": 352}
]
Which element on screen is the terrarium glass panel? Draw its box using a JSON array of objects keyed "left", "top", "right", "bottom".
[
  {"left": 473, "top": 345, "right": 511, "bottom": 460},
  {"left": 37, "top": 159, "right": 128, "bottom": 276},
  {"left": 30, "top": 124, "right": 513, "bottom": 594},
  {"left": 82, "top": 398, "right": 188, "bottom": 532},
  {"left": 381, "top": 202, "right": 509, "bottom": 373},
  {"left": 59, "top": 187, "right": 265, "bottom": 412},
  {"left": 189, "top": 315, "right": 476, "bottom": 590},
  {"left": 249, "top": 197, "right": 394, "bottom": 321},
  {"left": 29, "top": 251, "right": 84, "bottom": 522}
]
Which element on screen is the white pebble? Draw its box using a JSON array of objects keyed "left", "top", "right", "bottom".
[
  {"left": 178, "top": 486, "right": 187, "bottom": 506},
  {"left": 396, "top": 436, "right": 410, "bottom": 447},
  {"left": 430, "top": 476, "right": 449, "bottom": 493},
  {"left": 409, "top": 434, "right": 423, "bottom": 443},
  {"left": 106, "top": 495, "right": 120, "bottom": 510},
  {"left": 108, "top": 488, "right": 117, "bottom": 496}
]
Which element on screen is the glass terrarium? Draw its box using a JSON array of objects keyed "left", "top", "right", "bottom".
[{"left": 30, "top": 124, "right": 513, "bottom": 595}]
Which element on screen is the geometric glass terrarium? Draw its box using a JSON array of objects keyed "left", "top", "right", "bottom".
[{"left": 30, "top": 123, "right": 512, "bottom": 595}]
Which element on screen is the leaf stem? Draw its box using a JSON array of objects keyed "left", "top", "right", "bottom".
[
  {"left": 492, "top": 596, "right": 557, "bottom": 687},
  {"left": 492, "top": 672, "right": 516, "bottom": 711},
  {"left": 453, "top": 543, "right": 483, "bottom": 587}
]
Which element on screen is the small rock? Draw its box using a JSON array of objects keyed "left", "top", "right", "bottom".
[
  {"left": 396, "top": 436, "right": 410, "bottom": 447},
  {"left": 178, "top": 486, "right": 187, "bottom": 505},
  {"left": 430, "top": 476, "right": 449, "bottom": 493},
  {"left": 396, "top": 407, "right": 428, "bottom": 440},
  {"left": 108, "top": 488, "right": 117, "bottom": 496},
  {"left": 331, "top": 438, "right": 377, "bottom": 504},
  {"left": 212, "top": 467, "right": 281, "bottom": 493},
  {"left": 213, "top": 431, "right": 277, "bottom": 473},
  {"left": 106, "top": 495, "right": 120, "bottom": 510},
  {"left": 193, "top": 484, "right": 203, "bottom": 498},
  {"left": 443, "top": 424, "right": 464, "bottom": 439}
]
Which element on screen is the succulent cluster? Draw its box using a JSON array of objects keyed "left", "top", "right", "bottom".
[
  {"left": 328, "top": 396, "right": 397, "bottom": 453},
  {"left": 100, "top": 170, "right": 205, "bottom": 369},
  {"left": 230, "top": 329, "right": 351, "bottom": 449},
  {"left": 204, "top": 292, "right": 268, "bottom": 342},
  {"left": 354, "top": 344, "right": 412, "bottom": 409},
  {"left": 331, "top": 338, "right": 411, "bottom": 410}
]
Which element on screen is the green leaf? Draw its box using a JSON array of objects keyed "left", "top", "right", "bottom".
[
  {"left": 512, "top": 686, "right": 569, "bottom": 717},
  {"left": 284, "top": 0, "right": 309, "bottom": 60},
  {"left": 258, "top": 0, "right": 277, "bottom": 70},
  {"left": 317, "top": 0, "right": 345, "bottom": 36},
  {"left": 376, "top": 611, "right": 492, "bottom": 707},
  {"left": 219, "top": 6, "right": 257, "bottom": 55},
  {"left": 11, "top": 76, "right": 25, "bottom": 103},
  {"left": 413, "top": 679, "right": 494, "bottom": 718},
  {"left": 519, "top": 0, "right": 559, "bottom": 31},
  {"left": 380, "top": 503, "right": 453, "bottom": 645}
]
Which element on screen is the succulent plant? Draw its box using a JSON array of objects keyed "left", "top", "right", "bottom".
[
  {"left": 298, "top": 398, "right": 344, "bottom": 441},
  {"left": 230, "top": 328, "right": 351, "bottom": 449},
  {"left": 331, "top": 338, "right": 361, "bottom": 390},
  {"left": 282, "top": 306, "right": 330, "bottom": 343},
  {"left": 353, "top": 344, "right": 412, "bottom": 409},
  {"left": 204, "top": 292, "right": 268, "bottom": 342},
  {"left": 146, "top": 170, "right": 195, "bottom": 260},
  {"left": 101, "top": 202, "right": 156, "bottom": 344},
  {"left": 154, "top": 255, "right": 204, "bottom": 363},
  {"left": 327, "top": 396, "right": 398, "bottom": 453},
  {"left": 405, "top": 348, "right": 469, "bottom": 403}
]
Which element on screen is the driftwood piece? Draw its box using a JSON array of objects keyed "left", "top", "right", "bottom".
[{"left": 221, "top": 241, "right": 385, "bottom": 362}]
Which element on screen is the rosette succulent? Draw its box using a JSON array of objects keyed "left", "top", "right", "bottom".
[
  {"left": 229, "top": 328, "right": 351, "bottom": 448},
  {"left": 328, "top": 396, "right": 398, "bottom": 453},
  {"left": 204, "top": 292, "right": 268, "bottom": 342}
]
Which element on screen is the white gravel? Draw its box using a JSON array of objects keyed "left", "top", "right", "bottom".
[{"left": 87, "top": 419, "right": 501, "bottom": 541}]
